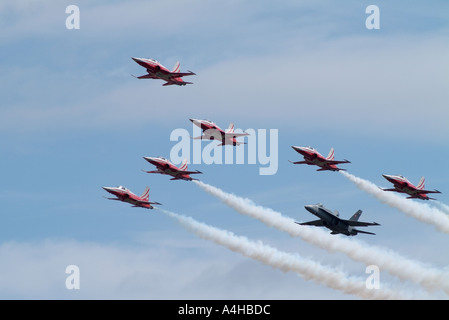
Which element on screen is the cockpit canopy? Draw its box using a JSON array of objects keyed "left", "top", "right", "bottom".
[{"left": 148, "top": 58, "right": 160, "bottom": 64}]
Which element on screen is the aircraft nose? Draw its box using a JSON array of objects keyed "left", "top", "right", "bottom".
[
  {"left": 292, "top": 146, "right": 304, "bottom": 152},
  {"left": 143, "top": 156, "right": 159, "bottom": 163},
  {"left": 102, "top": 186, "right": 113, "bottom": 192},
  {"left": 131, "top": 57, "right": 146, "bottom": 65},
  {"left": 304, "top": 205, "right": 315, "bottom": 213}
]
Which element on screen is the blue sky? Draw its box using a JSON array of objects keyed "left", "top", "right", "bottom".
[{"left": 0, "top": 0, "right": 448, "bottom": 299}]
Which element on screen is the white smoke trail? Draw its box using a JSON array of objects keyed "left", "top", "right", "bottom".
[
  {"left": 158, "top": 208, "right": 412, "bottom": 300},
  {"left": 340, "top": 171, "right": 449, "bottom": 234},
  {"left": 434, "top": 201, "right": 449, "bottom": 215},
  {"left": 193, "top": 180, "right": 449, "bottom": 295}
]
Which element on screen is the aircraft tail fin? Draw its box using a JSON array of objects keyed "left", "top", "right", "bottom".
[
  {"left": 179, "top": 159, "right": 188, "bottom": 171},
  {"left": 172, "top": 61, "right": 180, "bottom": 73},
  {"left": 326, "top": 147, "right": 335, "bottom": 160},
  {"left": 349, "top": 209, "right": 362, "bottom": 221},
  {"left": 417, "top": 176, "right": 425, "bottom": 190},
  {"left": 140, "top": 187, "right": 150, "bottom": 201},
  {"left": 225, "top": 123, "right": 235, "bottom": 134}
]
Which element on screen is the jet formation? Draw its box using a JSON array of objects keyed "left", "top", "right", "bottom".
[
  {"left": 102, "top": 119, "right": 442, "bottom": 234},
  {"left": 103, "top": 58, "right": 443, "bottom": 235}
]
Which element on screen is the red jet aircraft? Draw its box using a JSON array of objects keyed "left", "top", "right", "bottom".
[
  {"left": 381, "top": 174, "right": 441, "bottom": 200},
  {"left": 131, "top": 57, "right": 195, "bottom": 86},
  {"left": 102, "top": 185, "right": 161, "bottom": 209},
  {"left": 290, "top": 146, "right": 350, "bottom": 171},
  {"left": 190, "top": 119, "right": 250, "bottom": 146},
  {"left": 143, "top": 157, "right": 202, "bottom": 181}
]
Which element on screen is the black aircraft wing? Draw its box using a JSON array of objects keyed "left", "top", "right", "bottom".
[
  {"left": 345, "top": 220, "right": 380, "bottom": 227},
  {"left": 295, "top": 220, "right": 324, "bottom": 227},
  {"left": 353, "top": 229, "right": 377, "bottom": 235}
]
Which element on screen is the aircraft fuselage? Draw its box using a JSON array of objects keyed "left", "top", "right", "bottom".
[{"left": 304, "top": 204, "right": 356, "bottom": 236}]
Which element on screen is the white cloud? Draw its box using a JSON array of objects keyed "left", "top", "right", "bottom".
[{"left": 0, "top": 238, "right": 360, "bottom": 299}]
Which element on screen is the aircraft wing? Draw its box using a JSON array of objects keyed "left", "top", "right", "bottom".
[
  {"left": 324, "top": 159, "right": 351, "bottom": 165},
  {"left": 104, "top": 197, "right": 120, "bottom": 201},
  {"left": 191, "top": 135, "right": 207, "bottom": 140},
  {"left": 353, "top": 229, "right": 376, "bottom": 235},
  {"left": 288, "top": 160, "right": 308, "bottom": 164},
  {"left": 417, "top": 189, "right": 442, "bottom": 194},
  {"left": 134, "top": 199, "right": 151, "bottom": 205},
  {"left": 181, "top": 170, "right": 203, "bottom": 175},
  {"left": 191, "top": 134, "right": 222, "bottom": 140},
  {"left": 225, "top": 132, "right": 250, "bottom": 138},
  {"left": 345, "top": 220, "right": 380, "bottom": 227},
  {"left": 133, "top": 199, "right": 162, "bottom": 206},
  {"left": 168, "top": 71, "right": 196, "bottom": 78},
  {"left": 295, "top": 220, "right": 324, "bottom": 227},
  {"left": 132, "top": 74, "right": 159, "bottom": 79},
  {"left": 142, "top": 169, "right": 164, "bottom": 174},
  {"left": 380, "top": 187, "right": 398, "bottom": 192}
]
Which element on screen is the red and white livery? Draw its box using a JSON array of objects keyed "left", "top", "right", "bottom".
[
  {"left": 143, "top": 157, "right": 202, "bottom": 181},
  {"left": 381, "top": 174, "right": 441, "bottom": 200},
  {"left": 290, "top": 146, "right": 350, "bottom": 172},
  {"left": 102, "top": 185, "right": 161, "bottom": 209},
  {"left": 190, "top": 119, "right": 250, "bottom": 146},
  {"left": 131, "top": 57, "right": 195, "bottom": 86}
]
